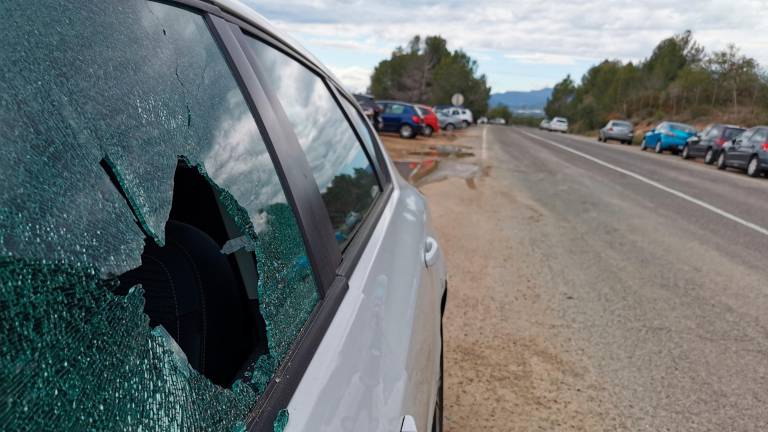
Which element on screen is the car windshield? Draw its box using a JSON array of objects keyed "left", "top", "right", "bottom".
[{"left": 613, "top": 121, "right": 632, "bottom": 128}]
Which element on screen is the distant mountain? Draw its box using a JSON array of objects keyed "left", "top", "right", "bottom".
[{"left": 489, "top": 88, "right": 552, "bottom": 110}]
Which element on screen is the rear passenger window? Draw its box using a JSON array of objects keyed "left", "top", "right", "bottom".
[
  {"left": 386, "top": 103, "right": 406, "bottom": 114},
  {"left": 244, "top": 36, "right": 381, "bottom": 247},
  {"left": 1, "top": 1, "right": 318, "bottom": 430}
]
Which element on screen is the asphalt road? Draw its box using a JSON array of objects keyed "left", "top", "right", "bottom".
[{"left": 426, "top": 125, "right": 768, "bottom": 431}]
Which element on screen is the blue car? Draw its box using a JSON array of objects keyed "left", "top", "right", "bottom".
[
  {"left": 640, "top": 121, "right": 698, "bottom": 154},
  {"left": 377, "top": 100, "right": 424, "bottom": 139}
]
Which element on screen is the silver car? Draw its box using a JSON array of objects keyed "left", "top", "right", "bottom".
[
  {"left": 436, "top": 109, "right": 463, "bottom": 132},
  {"left": 1, "top": 1, "right": 447, "bottom": 432},
  {"left": 599, "top": 120, "right": 635, "bottom": 144}
]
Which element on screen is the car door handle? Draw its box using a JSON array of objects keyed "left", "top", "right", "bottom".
[
  {"left": 424, "top": 236, "right": 439, "bottom": 268},
  {"left": 400, "top": 415, "right": 418, "bottom": 432}
]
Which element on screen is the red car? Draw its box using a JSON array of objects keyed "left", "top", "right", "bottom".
[{"left": 416, "top": 105, "right": 440, "bottom": 137}]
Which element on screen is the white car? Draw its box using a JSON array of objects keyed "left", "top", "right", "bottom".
[
  {"left": 0, "top": 1, "right": 447, "bottom": 432},
  {"left": 438, "top": 107, "right": 474, "bottom": 127},
  {"left": 549, "top": 117, "right": 569, "bottom": 133}
]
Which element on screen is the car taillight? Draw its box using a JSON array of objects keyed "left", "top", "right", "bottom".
[
  {"left": 412, "top": 115, "right": 421, "bottom": 124},
  {"left": 608, "top": 127, "right": 613, "bottom": 132},
  {"left": 762, "top": 142, "right": 768, "bottom": 152},
  {"left": 715, "top": 137, "right": 726, "bottom": 147}
]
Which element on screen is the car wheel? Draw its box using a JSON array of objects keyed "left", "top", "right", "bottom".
[
  {"left": 704, "top": 148, "right": 715, "bottom": 164},
  {"left": 717, "top": 151, "right": 727, "bottom": 170},
  {"left": 681, "top": 145, "right": 690, "bottom": 159},
  {"left": 400, "top": 124, "right": 414, "bottom": 139},
  {"left": 747, "top": 155, "right": 761, "bottom": 177},
  {"left": 640, "top": 139, "right": 647, "bottom": 151},
  {"left": 597, "top": 134, "right": 602, "bottom": 142},
  {"left": 423, "top": 125, "right": 434, "bottom": 137},
  {"left": 462, "top": 120, "right": 470, "bottom": 128},
  {"left": 433, "top": 322, "right": 444, "bottom": 432},
  {"left": 655, "top": 141, "right": 663, "bottom": 154},
  {"left": 445, "top": 123, "right": 455, "bottom": 132}
]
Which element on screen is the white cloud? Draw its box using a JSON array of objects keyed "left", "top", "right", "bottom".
[
  {"left": 328, "top": 66, "right": 372, "bottom": 93},
  {"left": 244, "top": 0, "right": 768, "bottom": 90}
]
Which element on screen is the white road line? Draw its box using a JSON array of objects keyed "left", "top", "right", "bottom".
[
  {"left": 481, "top": 125, "right": 488, "bottom": 160},
  {"left": 520, "top": 129, "right": 768, "bottom": 237}
]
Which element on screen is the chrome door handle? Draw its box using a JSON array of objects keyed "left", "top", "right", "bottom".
[{"left": 424, "top": 236, "right": 439, "bottom": 268}]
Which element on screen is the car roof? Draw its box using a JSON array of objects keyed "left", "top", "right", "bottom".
[{"left": 212, "top": 0, "right": 346, "bottom": 93}]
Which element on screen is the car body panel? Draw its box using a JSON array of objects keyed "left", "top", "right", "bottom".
[
  {"left": 379, "top": 101, "right": 424, "bottom": 134},
  {"left": 284, "top": 173, "right": 446, "bottom": 432},
  {"left": 687, "top": 124, "right": 744, "bottom": 161},
  {"left": 644, "top": 122, "right": 697, "bottom": 150},
  {"left": 549, "top": 117, "right": 569, "bottom": 133},
  {"left": 416, "top": 105, "right": 440, "bottom": 135},
  {"left": 600, "top": 120, "right": 634, "bottom": 142},
  {"left": 723, "top": 126, "right": 768, "bottom": 173}
]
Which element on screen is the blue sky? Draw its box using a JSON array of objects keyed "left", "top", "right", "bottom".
[{"left": 244, "top": 0, "right": 768, "bottom": 94}]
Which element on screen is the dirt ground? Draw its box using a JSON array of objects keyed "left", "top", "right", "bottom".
[{"left": 380, "top": 128, "right": 618, "bottom": 431}]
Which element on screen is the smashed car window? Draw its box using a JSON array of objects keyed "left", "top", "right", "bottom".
[
  {"left": 0, "top": 1, "right": 317, "bottom": 430},
  {"left": 244, "top": 37, "right": 381, "bottom": 246}
]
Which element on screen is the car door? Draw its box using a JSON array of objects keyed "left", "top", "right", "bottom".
[
  {"left": 241, "top": 32, "right": 444, "bottom": 432},
  {"left": 727, "top": 128, "right": 754, "bottom": 167},
  {"left": 648, "top": 123, "right": 664, "bottom": 146},
  {"left": 693, "top": 126, "right": 718, "bottom": 156}
]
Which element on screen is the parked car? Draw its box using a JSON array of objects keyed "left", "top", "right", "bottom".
[
  {"left": 354, "top": 94, "right": 383, "bottom": 131},
  {"left": 416, "top": 104, "right": 440, "bottom": 137},
  {"left": 489, "top": 118, "right": 507, "bottom": 125},
  {"left": 549, "top": 117, "right": 569, "bottom": 133},
  {"left": 477, "top": 116, "right": 488, "bottom": 124},
  {"left": 682, "top": 123, "right": 745, "bottom": 164},
  {"left": 378, "top": 100, "right": 425, "bottom": 139},
  {"left": 436, "top": 109, "right": 462, "bottom": 132},
  {"left": 436, "top": 106, "right": 473, "bottom": 128},
  {"left": 640, "top": 122, "right": 697, "bottom": 153},
  {"left": 539, "top": 119, "right": 551, "bottom": 130},
  {"left": 1, "top": 2, "right": 447, "bottom": 432},
  {"left": 717, "top": 126, "right": 768, "bottom": 177},
  {"left": 599, "top": 120, "right": 634, "bottom": 144}
]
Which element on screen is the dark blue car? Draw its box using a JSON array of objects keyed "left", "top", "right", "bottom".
[
  {"left": 377, "top": 100, "right": 424, "bottom": 139},
  {"left": 640, "top": 121, "right": 697, "bottom": 154}
]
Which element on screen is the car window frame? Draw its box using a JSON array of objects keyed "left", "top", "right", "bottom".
[
  {"left": 126, "top": 2, "right": 394, "bottom": 430},
  {"left": 206, "top": 10, "right": 396, "bottom": 431}
]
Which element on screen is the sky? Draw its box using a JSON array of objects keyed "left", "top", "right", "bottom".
[{"left": 243, "top": 0, "right": 768, "bottom": 94}]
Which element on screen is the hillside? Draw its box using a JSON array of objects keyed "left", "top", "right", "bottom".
[{"left": 489, "top": 88, "right": 552, "bottom": 110}]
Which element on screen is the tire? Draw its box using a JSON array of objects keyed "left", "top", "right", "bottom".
[
  {"left": 444, "top": 123, "right": 455, "bottom": 132},
  {"left": 462, "top": 120, "right": 470, "bottom": 128},
  {"left": 399, "top": 124, "right": 414, "bottom": 139},
  {"left": 717, "top": 151, "right": 727, "bottom": 170},
  {"left": 681, "top": 145, "right": 690, "bottom": 159},
  {"left": 747, "top": 155, "right": 761, "bottom": 177},
  {"left": 640, "top": 139, "right": 647, "bottom": 151},
  {"left": 597, "top": 135, "right": 603, "bottom": 142},
  {"left": 655, "top": 141, "right": 663, "bottom": 154},
  {"left": 433, "top": 321, "right": 444, "bottom": 432},
  {"left": 704, "top": 148, "right": 715, "bottom": 165},
  {"left": 423, "top": 125, "right": 434, "bottom": 137}
]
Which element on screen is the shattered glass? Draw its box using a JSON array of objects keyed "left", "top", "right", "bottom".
[
  {"left": 1, "top": 1, "right": 316, "bottom": 429},
  {"left": 244, "top": 37, "right": 381, "bottom": 246}
]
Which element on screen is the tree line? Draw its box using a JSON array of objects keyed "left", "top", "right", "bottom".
[
  {"left": 545, "top": 31, "right": 768, "bottom": 132},
  {"left": 369, "top": 35, "right": 491, "bottom": 116}
]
